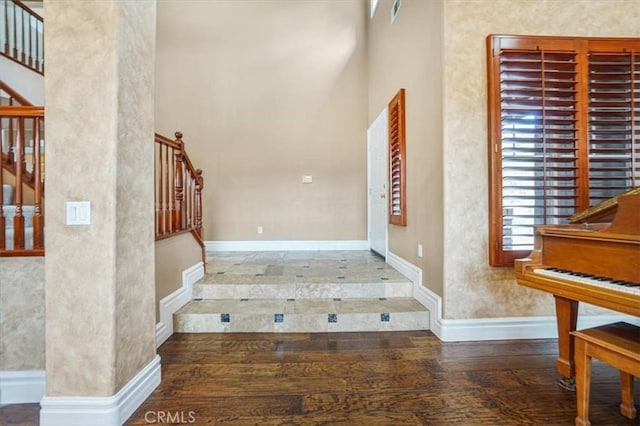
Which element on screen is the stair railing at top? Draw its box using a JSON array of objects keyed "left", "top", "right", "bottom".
[
  {"left": 154, "top": 131, "right": 205, "bottom": 265},
  {"left": 1, "top": 0, "right": 44, "bottom": 75}
]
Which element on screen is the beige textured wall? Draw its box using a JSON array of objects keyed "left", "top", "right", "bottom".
[
  {"left": 114, "top": 0, "right": 157, "bottom": 391},
  {"left": 368, "top": 0, "right": 445, "bottom": 295},
  {"left": 155, "top": 233, "right": 202, "bottom": 322},
  {"left": 44, "top": 0, "right": 156, "bottom": 396},
  {"left": 442, "top": 0, "right": 640, "bottom": 319},
  {"left": 155, "top": 0, "right": 368, "bottom": 242},
  {"left": 0, "top": 258, "right": 44, "bottom": 371}
]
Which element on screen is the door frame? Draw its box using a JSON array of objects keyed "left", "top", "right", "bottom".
[{"left": 367, "top": 107, "right": 388, "bottom": 258}]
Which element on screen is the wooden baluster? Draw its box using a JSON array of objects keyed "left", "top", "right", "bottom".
[
  {"left": 11, "top": 1, "right": 17, "bottom": 59},
  {"left": 153, "top": 142, "right": 162, "bottom": 238},
  {"left": 25, "top": 117, "right": 34, "bottom": 183},
  {"left": 0, "top": 139, "right": 5, "bottom": 249},
  {"left": 27, "top": 14, "right": 32, "bottom": 68},
  {"left": 156, "top": 143, "right": 163, "bottom": 236},
  {"left": 7, "top": 115, "right": 15, "bottom": 166},
  {"left": 166, "top": 143, "right": 173, "bottom": 234},
  {"left": 20, "top": 10, "right": 26, "bottom": 64},
  {"left": 32, "top": 117, "right": 43, "bottom": 249},
  {"left": 18, "top": 117, "right": 26, "bottom": 178},
  {"left": 3, "top": 0, "right": 9, "bottom": 55},
  {"left": 195, "top": 169, "right": 203, "bottom": 239},
  {"left": 13, "top": 116, "right": 24, "bottom": 249},
  {"left": 35, "top": 19, "right": 40, "bottom": 71},
  {"left": 186, "top": 177, "right": 193, "bottom": 228},
  {"left": 0, "top": 209, "right": 5, "bottom": 250},
  {"left": 174, "top": 152, "right": 184, "bottom": 232}
]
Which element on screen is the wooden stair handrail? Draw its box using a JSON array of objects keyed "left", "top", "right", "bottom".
[
  {"left": 0, "top": 80, "right": 34, "bottom": 106},
  {"left": 154, "top": 131, "right": 205, "bottom": 267}
]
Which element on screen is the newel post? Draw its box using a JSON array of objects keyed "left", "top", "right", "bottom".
[
  {"left": 173, "top": 131, "right": 185, "bottom": 231},
  {"left": 194, "top": 169, "right": 203, "bottom": 239}
]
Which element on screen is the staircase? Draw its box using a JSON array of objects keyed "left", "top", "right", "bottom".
[{"left": 174, "top": 250, "right": 429, "bottom": 333}]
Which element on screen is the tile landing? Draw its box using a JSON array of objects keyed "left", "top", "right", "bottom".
[{"left": 174, "top": 251, "right": 430, "bottom": 333}]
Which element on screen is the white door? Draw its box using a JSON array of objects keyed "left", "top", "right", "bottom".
[{"left": 367, "top": 107, "right": 388, "bottom": 257}]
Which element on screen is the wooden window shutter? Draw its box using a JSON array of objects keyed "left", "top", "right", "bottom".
[
  {"left": 388, "top": 88, "right": 407, "bottom": 226},
  {"left": 487, "top": 35, "right": 640, "bottom": 267},
  {"left": 586, "top": 42, "right": 640, "bottom": 204}
]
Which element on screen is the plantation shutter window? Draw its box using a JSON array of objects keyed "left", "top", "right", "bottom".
[
  {"left": 487, "top": 35, "right": 640, "bottom": 267},
  {"left": 587, "top": 44, "right": 640, "bottom": 205},
  {"left": 388, "top": 88, "right": 407, "bottom": 226}
]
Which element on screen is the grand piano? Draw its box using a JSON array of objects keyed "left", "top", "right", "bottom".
[{"left": 514, "top": 188, "right": 640, "bottom": 389}]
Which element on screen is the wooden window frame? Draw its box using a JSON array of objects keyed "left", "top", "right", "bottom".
[
  {"left": 388, "top": 88, "right": 407, "bottom": 226},
  {"left": 487, "top": 34, "right": 640, "bottom": 267}
]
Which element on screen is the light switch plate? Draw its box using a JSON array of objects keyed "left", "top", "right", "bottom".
[
  {"left": 66, "top": 201, "right": 91, "bottom": 225},
  {"left": 302, "top": 175, "right": 313, "bottom": 184}
]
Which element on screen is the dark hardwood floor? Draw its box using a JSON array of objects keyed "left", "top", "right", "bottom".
[{"left": 2, "top": 331, "right": 638, "bottom": 425}]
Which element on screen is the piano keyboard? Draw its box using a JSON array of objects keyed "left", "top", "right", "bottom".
[{"left": 533, "top": 267, "right": 640, "bottom": 297}]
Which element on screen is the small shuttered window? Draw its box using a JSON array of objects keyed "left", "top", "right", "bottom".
[
  {"left": 487, "top": 35, "right": 640, "bottom": 267},
  {"left": 388, "top": 88, "right": 407, "bottom": 226}
]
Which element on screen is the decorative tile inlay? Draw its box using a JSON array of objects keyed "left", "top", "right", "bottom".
[
  {"left": 274, "top": 313, "right": 284, "bottom": 323},
  {"left": 296, "top": 274, "right": 304, "bottom": 278},
  {"left": 381, "top": 313, "right": 390, "bottom": 322},
  {"left": 240, "top": 298, "right": 249, "bottom": 301},
  {"left": 328, "top": 313, "right": 337, "bottom": 323},
  {"left": 379, "top": 297, "right": 387, "bottom": 300},
  {"left": 337, "top": 276, "right": 345, "bottom": 279},
  {"left": 194, "top": 298, "right": 203, "bottom": 301},
  {"left": 216, "top": 271, "right": 225, "bottom": 275},
  {"left": 287, "top": 298, "right": 295, "bottom": 301},
  {"left": 333, "top": 298, "right": 342, "bottom": 301},
  {"left": 381, "top": 277, "right": 389, "bottom": 281},
  {"left": 221, "top": 313, "right": 230, "bottom": 323}
]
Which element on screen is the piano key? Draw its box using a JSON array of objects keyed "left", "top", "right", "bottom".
[{"left": 533, "top": 267, "right": 640, "bottom": 297}]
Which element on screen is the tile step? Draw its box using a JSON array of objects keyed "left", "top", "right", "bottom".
[
  {"left": 174, "top": 297, "right": 429, "bottom": 333},
  {"left": 193, "top": 280, "right": 413, "bottom": 299}
]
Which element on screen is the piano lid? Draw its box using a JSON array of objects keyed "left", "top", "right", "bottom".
[{"left": 570, "top": 187, "right": 640, "bottom": 225}]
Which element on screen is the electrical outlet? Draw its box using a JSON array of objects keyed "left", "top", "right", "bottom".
[{"left": 257, "top": 226, "right": 263, "bottom": 234}]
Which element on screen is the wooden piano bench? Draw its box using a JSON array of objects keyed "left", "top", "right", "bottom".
[{"left": 571, "top": 322, "right": 640, "bottom": 426}]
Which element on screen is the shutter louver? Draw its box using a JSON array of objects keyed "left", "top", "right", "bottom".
[
  {"left": 588, "top": 51, "right": 640, "bottom": 204},
  {"left": 636, "top": 52, "right": 640, "bottom": 187},
  {"left": 499, "top": 49, "right": 579, "bottom": 251},
  {"left": 388, "top": 89, "right": 406, "bottom": 226}
]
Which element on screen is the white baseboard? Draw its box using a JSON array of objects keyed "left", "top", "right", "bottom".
[
  {"left": 386, "top": 251, "right": 434, "bottom": 332},
  {"left": 437, "top": 314, "right": 640, "bottom": 342},
  {"left": 205, "top": 240, "right": 369, "bottom": 252},
  {"left": 0, "top": 370, "right": 45, "bottom": 404},
  {"left": 156, "top": 261, "right": 204, "bottom": 348},
  {"left": 386, "top": 251, "right": 639, "bottom": 342},
  {"left": 413, "top": 282, "right": 443, "bottom": 338},
  {"left": 39, "top": 354, "right": 161, "bottom": 426}
]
